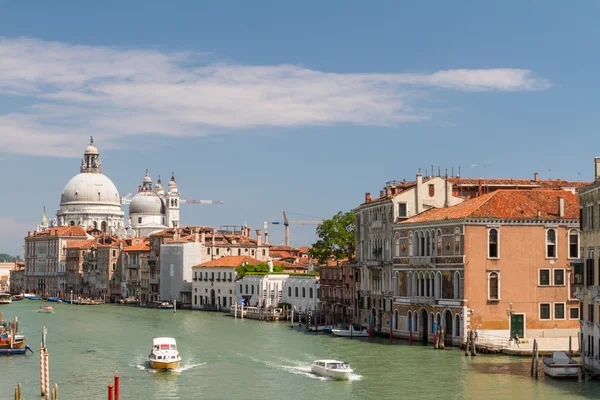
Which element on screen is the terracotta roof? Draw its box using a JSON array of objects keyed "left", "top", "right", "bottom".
[
  {"left": 30, "top": 226, "right": 88, "bottom": 238},
  {"left": 67, "top": 239, "right": 96, "bottom": 249},
  {"left": 447, "top": 177, "right": 590, "bottom": 190},
  {"left": 402, "top": 189, "right": 579, "bottom": 224},
  {"left": 297, "top": 247, "right": 311, "bottom": 253},
  {"left": 123, "top": 240, "right": 150, "bottom": 252},
  {"left": 269, "top": 245, "right": 298, "bottom": 252},
  {"left": 193, "top": 256, "right": 261, "bottom": 268}
]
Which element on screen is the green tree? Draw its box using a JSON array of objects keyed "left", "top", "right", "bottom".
[
  {"left": 0, "top": 253, "right": 17, "bottom": 262},
  {"left": 310, "top": 211, "right": 355, "bottom": 265},
  {"left": 236, "top": 262, "right": 284, "bottom": 279}
]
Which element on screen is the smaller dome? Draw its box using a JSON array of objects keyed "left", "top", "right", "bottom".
[
  {"left": 143, "top": 169, "right": 152, "bottom": 186},
  {"left": 154, "top": 176, "right": 164, "bottom": 193},
  {"left": 85, "top": 144, "right": 99, "bottom": 155},
  {"left": 129, "top": 191, "right": 164, "bottom": 215}
]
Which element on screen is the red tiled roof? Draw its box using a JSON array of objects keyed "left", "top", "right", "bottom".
[
  {"left": 123, "top": 240, "right": 150, "bottom": 252},
  {"left": 402, "top": 189, "right": 579, "bottom": 224},
  {"left": 31, "top": 226, "right": 88, "bottom": 238},
  {"left": 447, "top": 177, "right": 590, "bottom": 189},
  {"left": 67, "top": 239, "right": 96, "bottom": 249},
  {"left": 194, "top": 256, "right": 261, "bottom": 268}
]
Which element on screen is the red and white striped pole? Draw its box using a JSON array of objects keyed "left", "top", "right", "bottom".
[
  {"left": 40, "top": 345, "right": 45, "bottom": 397},
  {"left": 44, "top": 348, "right": 50, "bottom": 397}
]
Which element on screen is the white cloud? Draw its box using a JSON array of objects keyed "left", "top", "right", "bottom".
[{"left": 0, "top": 37, "right": 552, "bottom": 157}]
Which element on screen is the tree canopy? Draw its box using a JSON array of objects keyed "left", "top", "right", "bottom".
[
  {"left": 235, "top": 262, "right": 284, "bottom": 279},
  {"left": 0, "top": 253, "right": 17, "bottom": 262},
  {"left": 310, "top": 211, "right": 355, "bottom": 265}
]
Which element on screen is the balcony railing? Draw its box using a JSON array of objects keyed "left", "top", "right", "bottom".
[
  {"left": 409, "top": 296, "right": 435, "bottom": 305},
  {"left": 410, "top": 257, "right": 434, "bottom": 266}
]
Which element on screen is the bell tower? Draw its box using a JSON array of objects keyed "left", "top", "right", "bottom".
[{"left": 165, "top": 172, "right": 180, "bottom": 228}]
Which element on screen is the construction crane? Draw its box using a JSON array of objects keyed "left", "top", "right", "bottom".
[
  {"left": 265, "top": 211, "right": 322, "bottom": 247},
  {"left": 120, "top": 192, "right": 223, "bottom": 205}
]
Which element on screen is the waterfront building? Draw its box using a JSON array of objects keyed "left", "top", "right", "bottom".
[
  {"left": 0, "top": 262, "right": 13, "bottom": 292},
  {"left": 66, "top": 238, "right": 96, "bottom": 295},
  {"left": 9, "top": 261, "right": 24, "bottom": 295},
  {"left": 55, "top": 137, "right": 124, "bottom": 232},
  {"left": 236, "top": 273, "right": 288, "bottom": 307},
  {"left": 355, "top": 173, "right": 463, "bottom": 335},
  {"left": 191, "top": 256, "right": 258, "bottom": 310},
  {"left": 24, "top": 226, "right": 89, "bottom": 297},
  {"left": 282, "top": 274, "right": 319, "bottom": 313},
  {"left": 575, "top": 158, "right": 600, "bottom": 373},
  {"left": 122, "top": 238, "right": 150, "bottom": 301},
  {"left": 319, "top": 261, "right": 356, "bottom": 325},
  {"left": 391, "top": 189, "right": 581, "bottom": 345}
]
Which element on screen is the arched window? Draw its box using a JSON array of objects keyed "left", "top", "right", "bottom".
[
  {"left": 394, "top": 310, "right": 399, "bottom": 330},
  {"left": 251, "top": 285, "right": 254, "bottom": 294},
  {"left": 488, "top": 228, "right": 499, "bottom": 258},
  {"left": 569, "top": 230, "right": 579, "bottom": 258},
  {"left": 240, "top": 284, "right": 243, "bottom": 293},
  {"left": 245, "top": 284, "right": 248, "bottom": 294},
  {"left": 436, "top": 230, "right": 442, "bottom": 255},
  {"left": 302, "top": 288, "right": 306, "bottom": 298},
  {"left": 93, "top": 221, "right": 98, "bottom": 229},
  {"left": 309, "top": 288, "right": 313, "bottom": 298},
  {"left": 288, "top": 287, "right": 292, "bottom": 297},
  {"left": 70, "top": 221, "right": 75, "bottom": 226},
  {"left": 454, "top": 314, "right": 461, "bottom": 337},
  {"left": 546, "top": 229, "right": 557, "bottom": 258},
  {"left": 488, "top": 272, "right": 499, "bottom": 300},
  {"left": 295, "top": 287, "right": 298, "bottom": 297},
  {"left": 394, "top": 232, "right": 400, "bottom": 257},
  {"left": 101, "top": 221, "right": 107, "bottom": 232},
  {"left": 409, "top": 232, "right": 414, "bottom": 257},
  {"left": 454, "top": 271, "right": 461, "bottom": 299}
]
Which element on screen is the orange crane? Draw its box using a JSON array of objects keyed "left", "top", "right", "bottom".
[{"left": 265, "top": 211, "right": 321, "bottom": 247}]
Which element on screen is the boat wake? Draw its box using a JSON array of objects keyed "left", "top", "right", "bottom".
[
  {"left": 132, "top": 361, "right": 206, "bottom": 373},
  {"left": 232, "top": 352, "right": 361, "bottom": 381}
]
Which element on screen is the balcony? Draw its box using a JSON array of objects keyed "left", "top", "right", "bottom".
[
  {"left": 409, "top": 296, "right": 435, "bottom": 306},
  {"left": 366, "top": 260, "right": 383, "bottom": 268},
  {"left": 435, "top": 256, "right": 465, "bottom": 265},
  {"left": 128, "top": 263, "right": 140, "bottom": 269},
  {"left": 410, "top": 257, "right": 434, "bottom": 267}
]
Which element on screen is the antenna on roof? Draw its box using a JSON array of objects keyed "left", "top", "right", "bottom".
[
  {"left": 452, "top": 166, "right": 454, "bottom": 178},
  {"left": 458, "top": 166, "right": 461, "bottom": 178}
]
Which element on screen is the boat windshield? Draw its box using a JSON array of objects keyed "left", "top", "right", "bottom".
[{"left": 328, "top": 363, "right": 346, "bottom": 369}]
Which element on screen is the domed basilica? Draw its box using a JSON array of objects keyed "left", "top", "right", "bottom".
[
  {"left": 37, "top": 137, "right": 181, "bottom": 238},
  {"left": 56, "top": 137, "right": 125, "bottom": 232}
]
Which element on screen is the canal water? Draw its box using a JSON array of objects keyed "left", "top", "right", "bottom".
[{"left": 1, "top": 301, "right": 599, "bottom": 400}]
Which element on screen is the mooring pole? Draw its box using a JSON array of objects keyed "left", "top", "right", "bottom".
[
  {"left": 114, "top": 372, "right": 119, "bottom": 400},
  {"left": 108, "top": 383, "right": 114, "bottom": 400}
]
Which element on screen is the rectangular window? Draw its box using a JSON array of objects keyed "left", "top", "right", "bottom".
[
  {"left": 398, "top": 203, "right": 407, "bottom": 218},
  {"left": 553, "top": 269, "right": 565, "bottom": 286},
  {"left": 569, "top": 231, "right": 579, "bottom": 258},
  {"left": 554, "top": 303, "right": 565, "bottom": 320},
  {"left": 539, "top": 269, "right": 550, "bottom": 286},
  {"left": 569, "top": 307, "right": 579, "bottom": 320},
  {"left": 540, "top": 303, "right": 551, "bottom": 320}
]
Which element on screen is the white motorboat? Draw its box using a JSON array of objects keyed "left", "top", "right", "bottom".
[
  {"left": 311, "top": 360, "right": 353, "bottom": 380},
  {"left": 331, "top": 326, "right": 369, "bottom": 338},
  {"left": 0, "top": 293, "right": 11, "bottom": 305},
  {"left": 542, "top": 351, "right": 579, "bottom": 378},
  {"left": 37, "top": 305, "right": 55, "bottom": 313},
  {"left": 149, "top": 337, "right": 182, "bottom": 371}
]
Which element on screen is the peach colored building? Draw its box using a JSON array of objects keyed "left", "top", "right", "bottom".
[{"left": 389, "top": 189, "right": 581, "bottom": 345}]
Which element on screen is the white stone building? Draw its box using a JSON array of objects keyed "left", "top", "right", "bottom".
[
  {"left": 159, "top": 241, "right": 204, "bottom": 306},
  {"left": 191, "top": 256, "right": 257, "bottom": 311},
  {"left": 128, "top": 170, "right": 177, "bottom": 237},
  {"left": 236, "top": 274, "right": 288, "bottom": 308},
  {"left": 282, "top": 275, "right": 320, "bottom": 312},
  {"left": 55, "top": 137, "right": 124, "bottom": 232}
]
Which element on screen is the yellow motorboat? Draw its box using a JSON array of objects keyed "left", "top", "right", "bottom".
[{"left": 149, "top": 337, "right": 181, "bottom": 371}]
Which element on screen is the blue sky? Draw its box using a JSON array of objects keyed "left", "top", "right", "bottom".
[{"left": 0, "top": 1, "right": 598, "bottom": 255}]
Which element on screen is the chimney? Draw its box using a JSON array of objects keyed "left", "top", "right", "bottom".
[
  {"left": 365, "top": 192, "right": 371, "bottom": 203},
  {"left": 201, "top": 231, "right": 206, "bottom": 244},
  {"left": 415, "top": 173, "right": 423, "bottom": 214},
  {"left": 534, "top": 172, "right": 539, "bottom": 182},
  {"left": 595, "top": 158, "right": 600, "bottom": 181},
  {"left": 194, "top": 228, "right": 199, "bottom": 243},
  {"left": 558, "top": 196, "right": 565, "bottom": 218},
  {"left": 385, "top": 186, "right": 392, "bottom": 197},
  {"left": 256, "top": 229, "right": 262, "bottom": 246},
  {"left": 264, "top": 231, "right": 269, "bottom": 244},
  {"left": 478, "top": 179, "right": 482, "bottom": 197}
]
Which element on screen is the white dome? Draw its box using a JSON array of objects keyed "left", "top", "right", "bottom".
[
  {"left": 85, "top": 144, "right": 99, "bottom": 155},
  {"left": 130, "top": 191, "right": 164, "bottom": 215},
  {"left": 61, "top": 173, "right": 121, "bottom": 205}
]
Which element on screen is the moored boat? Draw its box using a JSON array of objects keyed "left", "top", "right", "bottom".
[
  {"left": 142, "top": 301, "right": 174, "bottom": 310},
  {"left": 0, "top": 345, "right": 33, "bottom": 355},
  {"left": 12, "top": 294, "right": 24, "bottom": 301},
  {"left": 0, "top": 293, "right": 11, "bottom": 305},
  {"left": 149, "top": 337, "right": 182, "bottom": 371},
  {"left": 542, "top": 351, "right": 580, "bottom": 378},
  {"left": 38, "top": 305, "right": 55, "bottom": 313},
  {"left": 331, "top": 326, "right": 369, "bottom": 338},
  {"left": 25, "top": 295, "right": 42, "bottom": 300},
  {"left": 47, "top": 297, "right": 61, "bottom": 302},
  {"left": 311, "top": 360, "right": 353, "bottom": 380}
]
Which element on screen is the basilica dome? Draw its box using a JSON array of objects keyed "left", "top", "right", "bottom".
[
  {"left": 130, "top": 191, "right": 164, "bottom": 215},
  {"left": 60, "top": 173, "right": 121, "bottom": 205}
]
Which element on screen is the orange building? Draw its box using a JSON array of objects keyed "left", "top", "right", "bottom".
[{"left": 389, "top": 189, "right": 580, "bottom": 345}]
